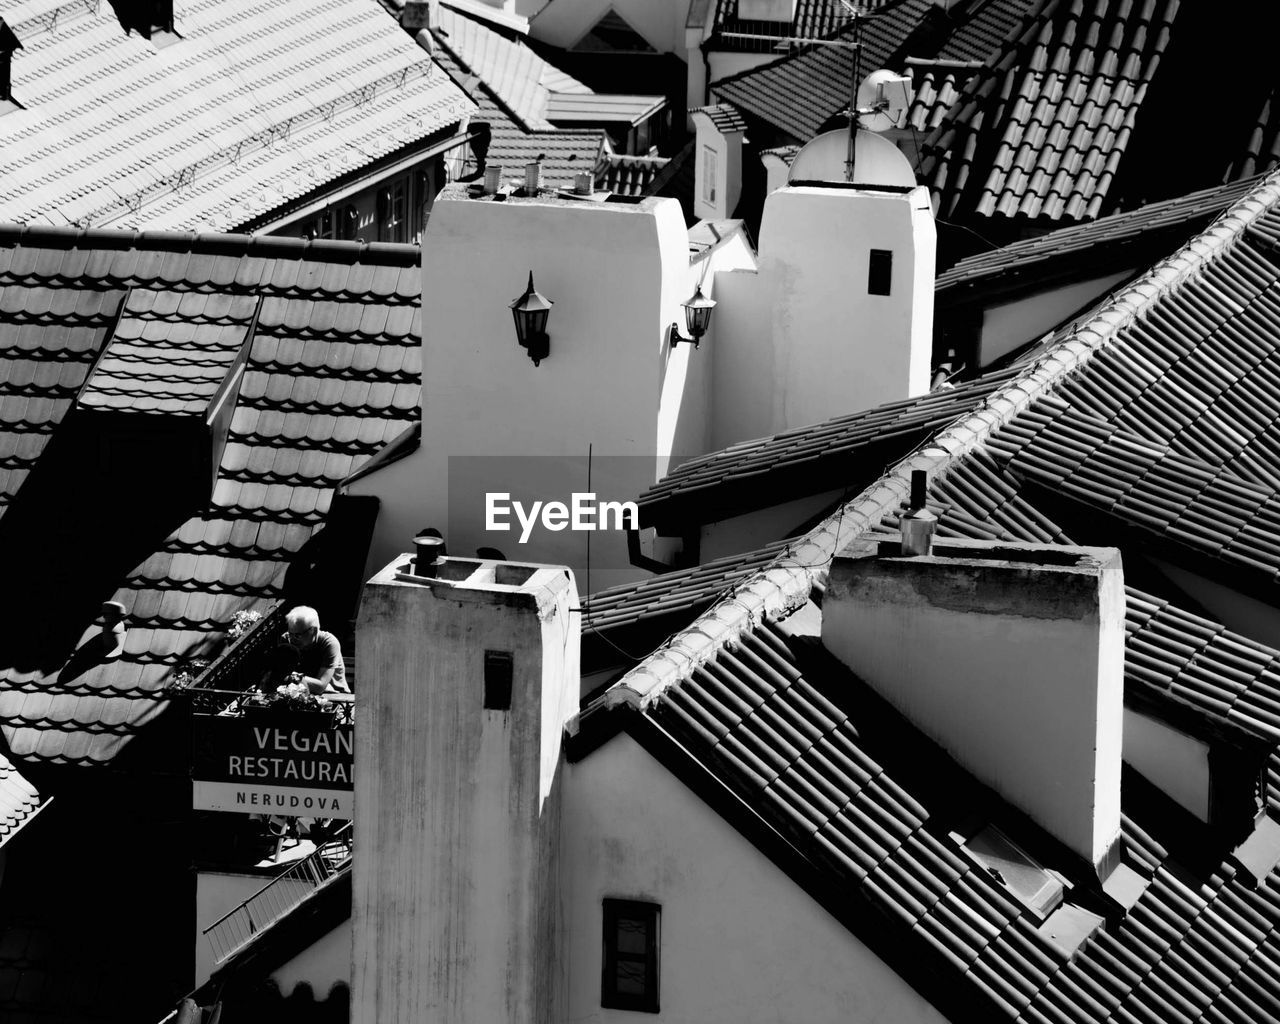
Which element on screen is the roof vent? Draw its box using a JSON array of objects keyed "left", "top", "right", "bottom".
[
  {"left": 524, "top": 161, "right": 543, "bottom": 195},
  {"left": 573, "top": 171, "right": 594, "bottom": 196},
  {"left": 899, "top": 470, "right": 936, "bottom": 556},
  {"left": 483, "top": 163, "right": 504, "bottom": 195},
  {"left": 0, "top": 19, "right": 21, "bottom": 105}
]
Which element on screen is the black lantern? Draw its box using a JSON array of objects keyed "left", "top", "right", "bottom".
[
  {"left": 509, "top": 271, "right": 553, "bottom": 366},
  {"left": 669, "top": 285, "right": 717, "bottom": 349}
]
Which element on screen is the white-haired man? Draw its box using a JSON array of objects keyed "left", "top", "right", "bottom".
[{"left": 282, "top": 606, "right": 349, "bottom": 694}]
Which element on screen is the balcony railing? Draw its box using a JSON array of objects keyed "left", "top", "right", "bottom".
[{"left": 203, "top": 823, "right": 353, "bottom": 965}]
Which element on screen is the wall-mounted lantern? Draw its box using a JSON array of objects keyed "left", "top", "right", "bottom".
[
  {"left": 668, "top": 285, "right": 716, "bottom": 349},
  {"left": 509, "top": 272, "right": 552, "bottom": 366}
]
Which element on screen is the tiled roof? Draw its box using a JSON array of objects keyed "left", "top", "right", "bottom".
[
  {"left": 0, "top": 225, "right": 421, "bottom": 764},
  {"left": 584, "top": 542, "right": 789, "bottom": 638},
  {"left": 579, "top": 165, "right": 1280, "bottom": 1024},
  {"left": 691, "top": 104, "right": 749, "bottom": 135},
  {"left": 937, "top": 176, "right": 1264, "bottom": 300},
  {"left": 935, "top": 0, "right": 1037, "bottom": 63},
  {"left": 708, "top": 0, "right": 1024, "bottom": 145},
  {"left": 708, "top": 0, "right": 854, "bottom": 53},
  {"left": 78, "top": 290, "right": 258, "bottom": 416},
  {"left": 597, "top": 154, "right": 670, "bottom": 197},
  {"left": 545, "top": 93, "right": 666, "bottom": 127},
  {"left": 0, "top": 754, "right": 42, "bottom": 847},
  {"left": 631, "top": 615, "right": 1280, "bottom": 1024},
  {"left": 920, "top": 0, "right": 1179, "bottom": 223},
  {"left": 432, "top": 46, "right": 606, "bottom": 191},
  {"left": 904, "top": 58, "right": 982, "bottom": 135},
  {"left": 434, "top": 4, "right": 587, "bottom": 130},
  {"left": 985, "top": 397, "right": 1280, "bottom": 590},
  {"left": 1023, "top": 206, "right": 1280, "bottom": 492},
  {"left": 0, "top": 0, "right": 472, "bottom": 232},
  {"left": 711, "top": 1, "right": 932, "bottom": 143},
  {"left": 637, "top": 367, "right": 1021, "bottom": 530}
]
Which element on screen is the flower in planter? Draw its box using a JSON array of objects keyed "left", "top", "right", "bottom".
[
  {"left": 227, "top": 609, "right": 264, "bottom": 642},
  {"left": 269, "top": 679, "right": 331, "bottom": 713}
]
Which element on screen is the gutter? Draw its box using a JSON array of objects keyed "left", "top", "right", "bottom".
[{"left": 588, "top": 166, "right": 1280, "bottom": 714}]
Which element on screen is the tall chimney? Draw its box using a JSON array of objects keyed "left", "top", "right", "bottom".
[
  {"left": 353, "top": 552, "right": 579, "bottom": 1022},
  {"left": 821, "top": 537, "right": 1125, "bottom": 874}
]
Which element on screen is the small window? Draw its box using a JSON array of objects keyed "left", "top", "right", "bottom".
[
  {"left": 703, "top": 146, "right": 717, "bottom": 204},
  {"left": 602, "top": 899, "right": 660, "bottom": 1012},
  {"left": 483, "top": 650, "right": 513, "bottom": 710},
  {"left": 868, "top": 248, "right": 893, "bottom": 295}
]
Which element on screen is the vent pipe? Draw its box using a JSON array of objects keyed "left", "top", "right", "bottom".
[{"left": 899, "top": 469, "right": 936, "bottom": 556}]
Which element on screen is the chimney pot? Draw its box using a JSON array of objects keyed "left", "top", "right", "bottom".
[
  {"left": 900, "top": 470, "right": 936, "bottom": 557},
  {"left": 483, "top": 164, "right": 503, "bottom": 195}
]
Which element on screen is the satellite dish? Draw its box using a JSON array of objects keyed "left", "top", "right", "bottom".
[
  {"left": 788, "top": 129, "right": 916, "bottom": 188},
  {"left": 855, "top": 69, "right": 912, "bottom": 132}
]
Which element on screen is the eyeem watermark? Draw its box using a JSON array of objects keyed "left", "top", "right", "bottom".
[{"left": 486, "top": 492, "right": 639, "bottom": 544}]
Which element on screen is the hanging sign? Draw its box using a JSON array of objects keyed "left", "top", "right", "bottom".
[{"left": 193, "top": 713, "right": 354, "bottom": 820}]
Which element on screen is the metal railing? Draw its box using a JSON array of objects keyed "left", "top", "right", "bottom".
[{"left": 203, "top": 823, "right": 353, "bottom": 964}]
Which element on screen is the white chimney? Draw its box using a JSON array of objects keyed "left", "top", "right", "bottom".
[
  {"left": 821, "top": 537, "right": 1125, "bottom": 874},
  {"left": 691, "top": 106, "right": 746, "bottom": 222},
  {"left": 710, "top": 176, "right": 935, "bottom": 447},
  {"left": 352, "top": 552, "right": 579, "bottom": 1022},
  {"left": 346, "top": 184, "right": 706, "bottom": 589},
  {"left": 737, "top": 0, "right": 800, "bottom": 23}
]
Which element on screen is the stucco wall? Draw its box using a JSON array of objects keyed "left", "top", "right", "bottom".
[
  {"left": 349, "top": 191, "right": 696, "bottom": 590},
  {"left": 977, "top": 271, "right": 1132, "bottom": 367},
  {"left": 822, "top": 545, "right": 1125, "bottom": 869},
  {"left": 353, "top": 559, "right": 578, "bottom": 1024},
  {"left": 561, "top": 731, "right": 950, "bottom": 1024},
  {"left": 710, "top": 186, "right": 934, "bottom": 448},
  {"left": 1124, "top": 709, "right": 1211, "bottom": 821}
]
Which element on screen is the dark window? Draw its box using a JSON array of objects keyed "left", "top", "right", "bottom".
[
  {"left": 602, "top": 899, "right": 660, "bottom": 1012},
  {"left": 868, "top": 248, "right": 893, "bottom": 295},
  {"left": 483, "top": 650, "right": 513, "bottom": 710}
]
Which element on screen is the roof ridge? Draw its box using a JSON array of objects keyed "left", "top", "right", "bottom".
[
  {"left": 0, "top": 223, "right": 421, "bottom": 267},
  {"left": 593, "top": 166, "right": 1280, "bottom": 715}
]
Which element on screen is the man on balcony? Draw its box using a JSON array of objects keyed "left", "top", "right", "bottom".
[{"left": 282, "top": 606, "right": 349, "bottom": 695}]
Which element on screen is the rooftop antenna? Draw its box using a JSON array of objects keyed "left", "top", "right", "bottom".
[
  {"left": 837, "top": 0, "right": 863, "bottom": 181},
  {"left": 836, "top": 1, "right": 911, "bottom": 182}
]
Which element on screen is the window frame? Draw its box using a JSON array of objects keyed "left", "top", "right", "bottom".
[{"left": 601, "top": 898, "right": 660, "bottom": 1013}]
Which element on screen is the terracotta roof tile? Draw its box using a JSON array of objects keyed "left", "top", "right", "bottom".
[
  {"left": 0, "top": 226, "right": 420, "bottom": 764},
  {"left": 938, "top": 176, "right": 1264, "bottom": 301},
  {"left": 0, "top": 0, "right": 472, "bottom": 232},
  {"left": 921, "top": 0, "right": 1180, "bottom": 224}
]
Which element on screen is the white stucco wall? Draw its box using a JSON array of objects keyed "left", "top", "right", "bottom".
[
  {"left": 195, "top": 870, "right": 277, "bottom": 988},
  {"left": 348, "top": 190, "right": 702, "bottom": 592},
  {"left": 353, "top": 558, "right": 579, "bottom": 1024},
  {"left": 561, "top": 731, "right": 950, "bottom": 1024},
  {"left": 692, "top": 117, "right": 743, "bottom": 222},
  {"left": 977, "top": 271, "right": 1132, "bottom": 367},
  {"left": 1124, "top": 709, "right": 1211, "bottom": 821},
  {"left": 822, "top": 544, "right": 1125, "bottom": 870},
  {"left": 710, "top": 185, "right": 935, "bottom": 449},
  {"left": 531, "top": 0, "right": 690, "bottom": 52}
]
